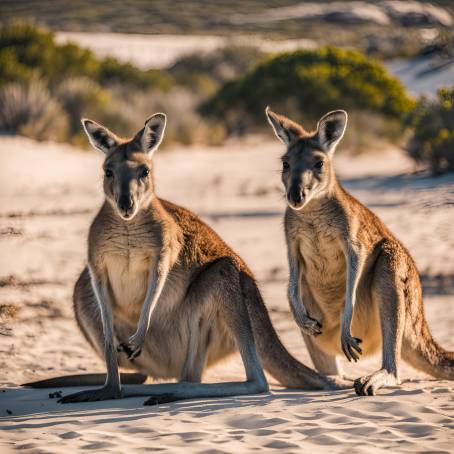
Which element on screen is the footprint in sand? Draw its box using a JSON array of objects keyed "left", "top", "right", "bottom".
[
  {"left": 58, "top": 431, "right": 81, "bottom": 439},
  {"left": 225, "top": 414, "right": 288, "bottom": 430},
  {"left": 264, "top": 440, "right": 299, "bottom": 449}
]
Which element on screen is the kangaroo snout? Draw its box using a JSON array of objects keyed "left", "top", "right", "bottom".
[
  {"left": 117, "top": 195, "right": 136, "bottom": 219},
  {"left": 287, "top": 191, "right": 303, "bottom": 209},
  {"left": 287, "top": 186, "right": 308, "bottom": 210}
]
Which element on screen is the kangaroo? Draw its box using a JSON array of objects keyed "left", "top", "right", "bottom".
[
  {"left": 25, "top": 113, "right": 343, "bottom": 404},
  {"left": 265, "top": 107, "right": 454, "bottom": 396}
]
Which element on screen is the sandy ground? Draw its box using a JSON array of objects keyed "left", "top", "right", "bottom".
[{"left": 0, "top": 136, "right": 453, "bottom": 453}]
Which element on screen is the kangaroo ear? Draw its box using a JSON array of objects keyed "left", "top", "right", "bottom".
[
  {"left": 316, "top": 110, "right": 348, "bottom": 153},
  {"left": 137, "top": 113, "right": 167, "bottom": 154},
  {"left": 265, "top": 107, "right": 304, "bottom": 146},
  {"left": 81, "top": 119, "right": 119, "bottom": 153}
]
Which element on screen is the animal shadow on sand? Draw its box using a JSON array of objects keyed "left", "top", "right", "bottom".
[{"left": 0, "top": 383, "right": 435, "bottom": 431}]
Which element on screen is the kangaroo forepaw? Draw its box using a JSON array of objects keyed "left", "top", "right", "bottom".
[
  {"left": 298, "top": 315, "right": 322, "bottom": 336},
  {"left": 118, "top": 342, "right": 142, "bottom": 360},
  {"left": 341, "top": 334, "right": 362, "bottom": 362}
]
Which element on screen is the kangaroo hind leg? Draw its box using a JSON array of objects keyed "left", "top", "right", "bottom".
[
  {"left": 122, "top": 258, "right": 269, "bottom": 404},
  {"left": 354, "top": 247, "right": 405, "bottom": 396},
  {"left": 303, "top": 333, "right": 341, "bottom": 377},
  {"left": 180, "top": 316, "right": 210, "bottom": 383}
]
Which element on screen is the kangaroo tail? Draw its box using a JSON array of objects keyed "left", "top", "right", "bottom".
[
  {"left": 23, "top": 372, "right": 147, "bottom": 388},
  {"left": 403, "top": 314, "right": 454, "bottom": 380},
  {"left": 240, "top": 273, "right": 346, "bottom": 390}
]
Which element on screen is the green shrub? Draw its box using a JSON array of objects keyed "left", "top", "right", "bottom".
[
  {"left": 99, "top": 57, "right": 172, "bottom": 91},
  {"left": 200, "top": 46, "right": 415, "bottom": 138},
  {"left": 0, "top": 21, "right": 172, "bottom": 89},
  {"left": 0, "top": 21, "right": 174, "bottom": 145},
  {"left": 406, "top": 86, "right": 454, "bottom": 175},
  {"left": 0, "top": 78, "right": 68, "bottom": 141},
  {"left": 169, "top": 44, "right": 265, "bottom": 94}
]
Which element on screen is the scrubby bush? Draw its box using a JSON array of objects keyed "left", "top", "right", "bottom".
[
  {"left": 0, "top": 22, "right": 417, "bottom": 151},
  {"left": 169, "top": 44, "right": 265, "bottom": 94},
  {"left": 104, "top": 87, "right": 227, "bottom": 146},
  {"left": 99, "top": 57, "right": 172, "bottom": 91},
  {"left": 0, "top": 21, "right": 172, "bottom": 89},
  {"left": 0, "top": 78, "right": 68, "bottom": 141},
  {"left": 0, "top": 21, "right": 230, "bottom": 147},
  {"left": 200, "top": 47, "right": 415, "bottom": 141},
  {"left": 55, "top": 77, "right": 111, "bottom": 137},
  {"left": 406, "top": 86, "right": 454, "bottom": 175},
  {"left": 0, "top": 21, "right": 176, "bottom": 145}
]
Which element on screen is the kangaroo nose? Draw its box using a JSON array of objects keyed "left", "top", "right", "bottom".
[
  {"left": 290, "top": 186, "right": 302, "bottom": 202},
  {"left": 293, "top": 192, "right": 302, "bottom": 204},
  {"left": 287, "top": 188, "right": 303, "bottom": 208},
  {"left": 118, "top": 195, "right": 134, "bottom": 216}
]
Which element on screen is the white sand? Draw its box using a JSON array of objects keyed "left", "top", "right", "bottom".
[
  {"left": 55, "top": 32, "right": 316, "bottom": 69},
  {"left": 0, "top": 136, "right": 453, "bottom": 452}
]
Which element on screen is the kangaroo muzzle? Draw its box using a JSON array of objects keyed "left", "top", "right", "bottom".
[
  {"left": 117, "top": 194, "right": 136, "bottom": 219},
  {"left": 287, "top": 183, "right": 310, "bottom": 210}
]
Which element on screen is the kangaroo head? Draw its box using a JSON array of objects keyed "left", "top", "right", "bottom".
[
  {"left": 82, "top": 113, "right": 167, "bottom": 221},
  {"left": 266, "top": 107, "right": 347, "bottom": 210}
]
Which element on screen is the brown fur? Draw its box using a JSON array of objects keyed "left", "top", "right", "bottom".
[
  {"left": 266, "top": 107, "right": 454, "bottom": 396},
  {"left": 26, "top": 114, "right": 343, "bottom": 404}
]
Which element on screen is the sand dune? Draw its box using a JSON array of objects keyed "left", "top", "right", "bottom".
[
  {"left": 55, "top": 32, "right": 316, "bottom": 70},
  {"left": 0, "top": 136, "right": 453, "bottom": 452}
]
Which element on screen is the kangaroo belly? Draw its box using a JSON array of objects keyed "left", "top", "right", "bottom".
[
  {"left": 114, "top": 300, "right": 235, "bottom": 379},
  {"left": 308, "top": 283, "right": 382, "bottom": 357},
  {"left": 106, "top": 253, "right": 154, "bottom": 322}
]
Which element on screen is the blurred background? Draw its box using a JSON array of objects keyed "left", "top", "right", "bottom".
[{"left": 0, "top": 0, "right": 453, "bottom": 166}]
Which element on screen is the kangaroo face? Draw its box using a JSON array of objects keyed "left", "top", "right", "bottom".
[
  {"left": 281, "top": 140, "right": 331, "bottom": 210},
  {"left": 82, "top": 113, "right": 167, "bottom": 221},
  {"left": 266, "top": 107, "right": 348, "bottom": 211},
  {"left": 102, "top": 150, "right": 153, "bottom": 220}
]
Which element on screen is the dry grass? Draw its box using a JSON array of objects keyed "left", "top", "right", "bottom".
[{"left": 0, "top": 79, "right": 68, "bottom": 141}]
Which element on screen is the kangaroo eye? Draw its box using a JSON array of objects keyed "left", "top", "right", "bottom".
[
  {"left": 314, "top": 161, "right": 324, "bottom": 169},
  {"left": 282, "top": 161, "right": 290, "bottom": 171},
  {"left": 140, "top": 167, "right": 150, "bottom": 178},
  {"left": 104, "top": 169, "right": 113, "bottom": 178}
]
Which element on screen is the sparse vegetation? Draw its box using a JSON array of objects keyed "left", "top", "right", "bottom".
[
  {"left": 406, "top": 86, "right": 454, "bottom": 175},
  {"left": 0, "top": 78, "right": 69, "bottom": 141},
  {"left": 169, "top": 44, "right": 265, "bottom": 95},
  {"left": 0, "top": 21, "right": 427, "bottom": 152},
  {"left": 0, "top": 21, "right": 227, "bottom": 146},
  {"left": 0, "top": 21, "right": 172, "bottom": 89}
]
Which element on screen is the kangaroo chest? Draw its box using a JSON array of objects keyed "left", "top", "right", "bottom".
[
  {"left": 102, "top": 225, "right": 161, "bottom": 320},
  {"left": 295, "top": 218, "right": 347, "bottom": 302}
]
